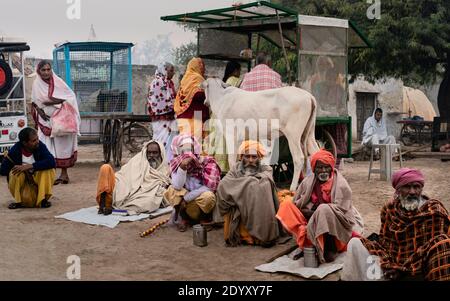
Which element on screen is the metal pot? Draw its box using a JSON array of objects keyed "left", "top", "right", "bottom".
[
  {"left": 303, "top": 247, "right": 319, "bottom": 268},
  {"left": 193, "top": 224, "right": 207, "bottom": 247}
]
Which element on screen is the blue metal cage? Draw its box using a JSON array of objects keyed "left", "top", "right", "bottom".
[{"left": 53, "top": 42, "right": 133, "bottom": 115}]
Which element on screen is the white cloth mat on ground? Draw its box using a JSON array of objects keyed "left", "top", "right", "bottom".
[
  {"left": 255, "top": 249, "right": 345, "bottom": 280},
  {"left": 55, "top": 206, "right": 172, "bottom": 229},
  {"left": 149, "top": 206, "right": 173, "bottom": 219}
]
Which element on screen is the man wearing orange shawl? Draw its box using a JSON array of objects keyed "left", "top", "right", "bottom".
[
  {"left": 217, "top": 140, "right": 281, "bottom": 247},
  {"left": 174, "top": 58, "right": 210, "bottom": 142},
  {"left": 276, "top": 149, "right": 364, "bottom": 263}
]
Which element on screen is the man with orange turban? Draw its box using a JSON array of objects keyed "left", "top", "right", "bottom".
[
  {"left": 342, "top": 168, "right": 450, "bottom": 281},
  {"left": 217, "top": 140, "right": 281, "bottom": 247},
  {"left": 276, "top": 149, "right": 364, "bottom": 263}
]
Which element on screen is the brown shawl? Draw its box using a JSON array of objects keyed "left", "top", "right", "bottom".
[
  {"left": 295, "top": 169, "right": 363, "bottom": 261},
  {"left": 217, "top": 162, "right": 280, "bottom": 246}
]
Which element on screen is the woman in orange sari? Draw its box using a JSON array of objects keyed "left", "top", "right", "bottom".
[{"left": 174, "top": 58, "right": 210, "bottom": 143}]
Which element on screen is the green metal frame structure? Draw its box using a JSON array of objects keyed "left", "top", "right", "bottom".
[
  {"left": 161, "top": 1, "right": 370, "bottom": 157},
  {"left": 161, "top": 1, "right": 298, "bottom": 24}
]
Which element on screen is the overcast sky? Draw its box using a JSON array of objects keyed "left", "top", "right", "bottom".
[{"left": 1, "top": 0, "right": 237, "bottom": 59}]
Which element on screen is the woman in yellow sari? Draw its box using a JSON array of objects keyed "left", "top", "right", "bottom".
[{"left": 174, "top": 58, "right": 210, "bottom": 143}]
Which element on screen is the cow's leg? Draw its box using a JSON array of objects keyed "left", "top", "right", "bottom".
[
  {"left": 224, "top": 125, "right": 238, "bottom": 170},
  {"left": 284, "top": 131, "right": 304, "bottom": 192}
]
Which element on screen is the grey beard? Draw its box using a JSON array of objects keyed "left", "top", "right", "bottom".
[
  {"left": 399, "top": 195, "right": 423, "bottom": 211},
  {"left": 240, "top": 161, "right": 261, "bottom": 176},
  {"left": 148, "top": 158, "right": 162, "bottom": 169}
]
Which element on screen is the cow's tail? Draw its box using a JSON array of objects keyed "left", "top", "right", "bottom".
[{"left": 301, "top": 95, "right": 320, "bottom": 171}]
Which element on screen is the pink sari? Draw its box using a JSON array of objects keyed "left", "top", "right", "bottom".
[{"left": 31, "top": 68, "right": 80, "bottom": 168}]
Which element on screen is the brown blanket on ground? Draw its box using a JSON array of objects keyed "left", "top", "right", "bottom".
[
  {"left": 295, "top": 170, "right": 363, "bottom": 261},
  {"left": 361, "top": 197, "right": 450, "bottom": 278},
  {"left": 217, "top": 162, "right": 280, "bottom": 246}
]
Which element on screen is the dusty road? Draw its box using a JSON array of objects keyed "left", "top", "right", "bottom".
[{"left": 1, "top": 145, "right": 449, "bottom": 280}]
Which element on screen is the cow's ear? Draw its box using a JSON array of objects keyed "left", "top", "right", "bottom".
[
  {"left": 200, "top": 80, "right": 208, "bottom": 89},
  {"left": 221, "top": 82, "right": 230, "bottom": 89}
]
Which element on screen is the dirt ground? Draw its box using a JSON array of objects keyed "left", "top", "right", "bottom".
[{"left": 1, "top": 145, "right": 449, "bottom": 281}]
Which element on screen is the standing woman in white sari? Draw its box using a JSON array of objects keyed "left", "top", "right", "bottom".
[
  {"left": 148, "top": 62, "right": 178, "bottom": 162},
  {"left": 31, "top": 60, "right": 80, "bottom": 185}
]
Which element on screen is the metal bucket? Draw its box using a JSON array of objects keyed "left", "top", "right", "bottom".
[
  {"left": 193, "top": 224, "right": 207, "bottom": 247},
  {"left": 303, "top": 247, "right": 319, "bottom": 268}
]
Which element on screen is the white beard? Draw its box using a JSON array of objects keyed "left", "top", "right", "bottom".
[
  {"left": 148, "top": 159, "right": 161, "bottom": 169},
  {"left": 399, "top": 195, "right": 425, "bottom": 211},
  {"left": 317, "top": 172, "right": 330, "bottom": 182}
]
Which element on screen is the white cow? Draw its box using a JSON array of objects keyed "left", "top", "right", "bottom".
[{"left": 201, "top": 78, "right": 320, "bottom": 192}]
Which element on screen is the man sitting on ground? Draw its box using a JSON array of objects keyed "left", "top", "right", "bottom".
[
  {"left": 276, "top": 149, "right": 364, "bottom": 263},
  {"left": 342, "top": 168, "right": 450, "bottom": 281},
  {"left": 217, "top": 140, "right": 281, "bottom": 247},
  {"left": 164, "top": 134, "right": 221, "bottom": 231},
  {"left": 1, "top": 127, "right": 56, "bottom": 209},
  {"left": 95, "top": 140, "right": 171, "bottom": 215}
]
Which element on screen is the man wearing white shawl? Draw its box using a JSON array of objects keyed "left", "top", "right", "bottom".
[
  {"left": 31, "top": 60, "right": 80, "bottom": 185},
  {"left": 148, "top": 62, "right": 178, "bottom": 161},
  {"left": 362, "top": 108, "right": 396, "bottom": 152},
  {"left": 95, "top": 140, "right": 171, "bottom": 215}
]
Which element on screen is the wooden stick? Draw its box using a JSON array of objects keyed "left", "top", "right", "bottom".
[
  {"left": 393, "top": 145, "right": 430, "bottom": 158},
  {"left": 276, "top": 9, "right": 291, "bottom": 85},
  {"left": 140, "top": 218, "right": 170, "bottom": 238},
  {"left": 409, "top": 152, "right": 450, "bottom": 158}
]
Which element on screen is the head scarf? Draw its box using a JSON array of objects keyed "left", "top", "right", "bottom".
[
  {"left": 238, "top": 140, "right": 266, "bottom": 159},
  {"left": 155, "top": 62, "right": 170, "bottom": 77},
  {"left": 36, "top": 60, "right": 56, "bottom": 97},
  {"left": 148, "top": 62, "right": 176, "bottom": 116},
  {"left": 169, "top": 134, "right": 221, "bottom": 192},
  {"left": 309, "top": 149, "right": 335, "bottom": 205},
  {"left": 174, "top": 57, "right": 205, "bottom": 116},
  {"left": 310, "top": 149, "right": 336, "bottom": 171},
  {"left": 392, "top": 168, "right": 425, "bottom": 191},
  {"left": 170, "top": 134, "right": 202, "bottom": 157},
  {"left": 32, "top": 60, "right": 81, "bottom": 137},
  {"left": 170, "top": 134, "right": 202, "bottom": 181}
]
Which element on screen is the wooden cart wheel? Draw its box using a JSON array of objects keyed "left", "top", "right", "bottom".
[
  {"left": 112, "top": 120, "right": 122, "bottom": 167},
  {"left": 316, "top": 128, "right": 337, "bottom": 159},
  {"left": 400, "top": 124, "right": 417, "bottom": 146},
  {"left": 102, "top": 119, "right": 112, "bottom": 163},
  {"left": 123, "top": 122, "right": 152, "bottom": 153}
]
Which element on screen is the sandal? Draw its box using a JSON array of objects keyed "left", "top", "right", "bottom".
[
  {"left": 54, "top": 178, "right": 63, "bottom": 185},
  {"left": 62, "top": 178, "right": 70, "bottom": 185},
  {"left": 8, "top": 203, "right": 23, "bottom": 210},
  {"left": 40, "top": 200, "right": 52, "bottom": 208}
]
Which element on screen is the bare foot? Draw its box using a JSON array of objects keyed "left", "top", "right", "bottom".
[{"left": 177, "top": 222, "right": 188, "bottom": 232}]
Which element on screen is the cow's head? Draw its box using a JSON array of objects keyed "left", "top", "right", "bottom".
[{"left": 201, "top": 77, "right": 228, "bottom": 108}]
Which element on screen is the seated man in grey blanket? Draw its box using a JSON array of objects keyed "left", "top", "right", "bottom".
[{"left": 217, "top": 140, "right": 281, "bottom": 247}]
